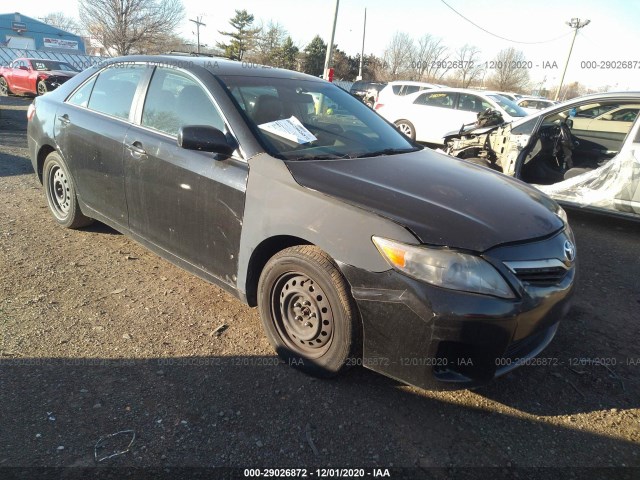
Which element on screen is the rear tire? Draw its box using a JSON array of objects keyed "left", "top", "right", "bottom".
[
  {"left": 258, "top": 245, "right": 360, "bottom": 377},
  {"left": 43, "top": 151, "right": 93, "bottom": 229},
  {"left": 395, "top": 120, "right": 416, "bottom": 141}
]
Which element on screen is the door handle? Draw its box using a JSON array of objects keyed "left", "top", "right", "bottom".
[
  {"left": 58, "top": 114, "right": 70, "bottom": 125},
  {"left": 126, "top": 141, "right": 147, "bottom": 158}
]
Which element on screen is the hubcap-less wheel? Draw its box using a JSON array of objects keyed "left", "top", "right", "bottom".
[
  {"left": 0, "top": 78, "right": 8, "bottom": 96},
  {"left": 47, "top": 165, "right": 71, "bottom": 219},
  {"left": 272, "top": 273, "right": 334, "bottom": 358},
  {"left": 37, "top": 81, "right": 47, "bottom": 96}
]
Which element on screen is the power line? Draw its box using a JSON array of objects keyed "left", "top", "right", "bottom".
[{"left": 440, "top": 0, "right": 571, "bottom": 45}]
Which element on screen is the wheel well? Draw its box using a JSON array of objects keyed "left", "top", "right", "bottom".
[
  {"left": 36, "top": 145, "right": 56, "bottom": 184},
  {"left": 245, "top": 235, "right": 312, "bottom": 307}
]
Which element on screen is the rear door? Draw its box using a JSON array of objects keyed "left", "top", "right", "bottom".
[
  {"left": 124, "top": 66, "right": 247, "bottom": 282},
  {"left": 55, "top": 64, "right": 148, "bottom": 227},
  {"left": 410, "top": 90, "right": 459, "bottom": 143}
]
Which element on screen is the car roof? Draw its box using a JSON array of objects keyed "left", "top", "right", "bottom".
[
  {"left": 105, "top": 55, "right": 327, "bottom": 82},
  {"left": 387, "top": 80, "right": 441, "bottom": 87}
]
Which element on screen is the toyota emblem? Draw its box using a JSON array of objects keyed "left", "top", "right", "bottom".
[{"left": 564, "top": 240, "right": 576, "bottom": 262}]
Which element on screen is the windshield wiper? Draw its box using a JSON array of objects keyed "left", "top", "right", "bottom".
[
  {"left": 288, "top": 153, "right": 354, "bottom": 161},
  {"left": 353, "top": 147, "right": 420, "bottom": 158}
]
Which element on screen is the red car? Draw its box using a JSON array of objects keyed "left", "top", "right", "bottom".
[{"left": 0, "top": 57, "right": 79, "bottom": 96}]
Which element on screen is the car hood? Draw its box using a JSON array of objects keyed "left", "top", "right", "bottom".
[
  {"left": 286, "top": 149, "right": 564, "bottom": 251},
  {"left": 46, "top": 70, "right": 78, "bottom": 78}
]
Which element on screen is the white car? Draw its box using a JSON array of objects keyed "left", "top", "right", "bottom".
[
  {"left": 376, "top": 88, "right": 528, "bottom": 144},
  {"left": 517, "top": 97, "right": 558, "bottom": 114},
  {"left": 373, "top": 81, "right": 443, "bottom": 110}
]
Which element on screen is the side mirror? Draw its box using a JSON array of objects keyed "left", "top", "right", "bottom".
[
  {"left": 19, "top": 65, "right": 29, "bottom": 71},
  {"left": 177, "top": 125, "right": 234, "bottom": 156}
]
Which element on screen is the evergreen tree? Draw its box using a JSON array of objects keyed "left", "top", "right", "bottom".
[
  {"left": 217, "top": 9, "right": 260, "bottom": 61},
  {"left": 302, "top": 35, "right": 327, "bottom": 76}
]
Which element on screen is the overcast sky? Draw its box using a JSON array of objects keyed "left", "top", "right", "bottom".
[{"left": 13, "top": 0, "right": 640, "bottom": 90}]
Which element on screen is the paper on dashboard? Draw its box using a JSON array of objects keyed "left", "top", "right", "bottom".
[{"left": 258, "top": 116, "right": 318, "bottom": 144}]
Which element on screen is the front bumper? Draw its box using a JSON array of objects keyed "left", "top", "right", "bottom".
[{"left": 339, "top": 229, "right": 576, "bottom": 390}]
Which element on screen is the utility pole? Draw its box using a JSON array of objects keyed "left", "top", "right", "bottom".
[
  {"left": 555, "top": 18, "right": 590, "bottom": 101},
  {"left": 323, "top": 0, "right": 340, "bottom": 80},
  {"left": 189, "top": 16, "right": 206, "bottom": 54},
  {"left": 357, "top": 8, "right": 367, "bottom": 80}
]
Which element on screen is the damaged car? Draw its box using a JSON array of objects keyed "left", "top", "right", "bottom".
[
  {"left": 444, "top": 92, "right": 640, "bottom": 218},
  {"left": 28, "top": 56, "right": 576, "bottom": 390}
]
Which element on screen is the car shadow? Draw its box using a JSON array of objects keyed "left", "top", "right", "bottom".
[
  {"left": 0, "top": 354, "right": 637, "bottom": 475},
  {"left": 0, "top": 150, "right": 32, "bottom": 177}
]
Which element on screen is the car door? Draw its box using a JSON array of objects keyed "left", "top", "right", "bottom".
[
  {"left": 55, "top": 64, "right": 147, "bottom": 228},
  {"left": 456, "top": 93, "right": 490, "bottom": 125},
  {"left": 410, "top": 91, "right": 459, "bottom": 143},
  {"left": 124, "top": 66, "right": 247, "bottom": 283},
  {"left": 11, "top": 60, "right": 30, "bottom": 92}
]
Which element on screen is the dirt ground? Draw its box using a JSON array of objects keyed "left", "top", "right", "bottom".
[{"left": 0, "top": 95, "right": 639, "bottom": 479}]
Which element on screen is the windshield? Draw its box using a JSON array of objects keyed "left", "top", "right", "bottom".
[
  {"left": 487, "top": 94, "right": 528, "bottom": 117},
  {"left": 219, "top": 75, "right": 419, "bottom": 160},
  {"left": 32, "top": 60, "right": 78, "bottom": 72}
]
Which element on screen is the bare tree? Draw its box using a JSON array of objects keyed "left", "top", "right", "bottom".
[
  {"left": 249, "top": 20, "right": 288, "bottom": 65},
  {"left": 453, "top": 44, "right": 484, "bottom": 88},
  {"left": 382, "top": 32, "right": 414, "bottom": 79},
  {"left": 79, "top": 0, "right": 184, "bottom": 56},
  {"left": 41, "top": 12, "right": 81, "bottom": 34},
  {"left": 412, "top": 34, "right": 449, "bottom": 82},
  {"left": 486, "top": 47, "right": 530, "bottom": 92}
]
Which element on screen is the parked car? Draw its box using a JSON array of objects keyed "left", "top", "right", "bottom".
[
  {"left": 373, "top": 80, "right": 442, "bottom": 110},
  {"left": 0, "top": 58, "right": 79, "bottom": 96},
  {"left": 495, "top": 92, "right": 524, "bottom": 102},
  {"left": 28, "top": 55, "right": 576, "bottom": 390},
  {"left": 349, "top": 80, "right": 386, "bottom": 108},
  {"left": 517, "top": 97, "right": 558, "bottom": 114},
  {"left": 444, "top": 92, "right": 640, "bottom": 218},
  {"left": 377, "top": 88, "right": 528, "bottom": 144}
]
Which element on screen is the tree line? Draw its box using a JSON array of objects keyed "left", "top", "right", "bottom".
[{"left": 41, "top": 1, "right": 605, "bottom": 97}]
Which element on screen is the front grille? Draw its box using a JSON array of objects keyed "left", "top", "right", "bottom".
[
  {"left": 512, "top": 266, "right": 568, "bottom": 286},
  {"left": 503, "top": 259, "right": 570, "bottom": 287}
]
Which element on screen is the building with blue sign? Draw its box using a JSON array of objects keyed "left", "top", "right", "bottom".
[{"left": 0, "top": 12, "right": 85, "bottom": 53}]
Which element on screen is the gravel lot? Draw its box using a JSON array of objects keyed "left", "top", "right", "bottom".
[{"left": 1, "top": 95, "right": 639, "bottom": 478}]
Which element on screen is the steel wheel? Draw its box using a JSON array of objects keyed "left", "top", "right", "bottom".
[
  {"left": 0, "top": 77, "right": 8, "bottom": 96},
  {"left": 47, "top": 164, "right": 71, "bottom": 219},
  {"left": 271, "top": 272, "right": 334, "bottom": 358},
  {"left": 37, "top": 80, "right": 47, "bottom": 96},
  {"left": 258, "top": 245, "right": 361, "bottom": 377},
  {"left": 42, "top": 152, "right": 93, "bottom": 229}
]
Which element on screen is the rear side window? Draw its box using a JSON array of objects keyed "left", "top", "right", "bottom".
[
  {"left": 67, "top": 77, "right": 96, "bottom": 108},
  {"left": 87, "top": 65, "right": 145, "bottom": 120},
  {"left": 141, "top": 67, "right": 224, "bottom": 136},
  {"left": 415, "top": 91, "right": 455, "bottom": 109}
]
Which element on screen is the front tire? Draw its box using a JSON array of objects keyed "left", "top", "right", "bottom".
[
  {"left": 43, "top": 152, "right": 93, "bottom": 229},
  {"left": 37, "top": 80, "right": 48, "bottom": 96},
  {"left": 0, "top": 77, "right": 9, "bottom": 96},
  {"left": 258, "top": 246, "right": 360, "bottom": 377},
  {"left": 395, "top": 120, "right": 416, "bottom": 141}
]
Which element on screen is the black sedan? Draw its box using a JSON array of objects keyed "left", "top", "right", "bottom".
[{"left": 27, "top": 56, "right": 576, "bottom": 390}]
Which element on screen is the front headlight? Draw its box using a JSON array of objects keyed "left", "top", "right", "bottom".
[
  {"left": 556, "top": 205, "right": 568, "bottom": 225},
  {"left": 372, "top": 236, "right": 515, "bottom": 299}
]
